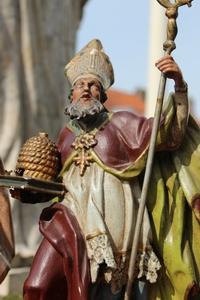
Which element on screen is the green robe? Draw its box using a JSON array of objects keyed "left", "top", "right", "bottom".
[{"left": 146, "top": 115, "right": 200, "bottom": 299}]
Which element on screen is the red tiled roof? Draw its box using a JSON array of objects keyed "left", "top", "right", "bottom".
[{"left": 105, "top": 89, "right": 144, "bottom": 114}]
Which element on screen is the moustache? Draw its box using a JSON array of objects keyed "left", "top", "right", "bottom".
[{"left": 64, "top": 97, "right": 104, "bottom": 120}]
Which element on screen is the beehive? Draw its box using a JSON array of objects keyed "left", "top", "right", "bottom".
[{"left": 15, "top": 132, "right": 60, "bottom": 181}]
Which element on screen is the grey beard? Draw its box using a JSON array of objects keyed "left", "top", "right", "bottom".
[{"left": 65, "top": 97, "right": 104, "bottom": 120}]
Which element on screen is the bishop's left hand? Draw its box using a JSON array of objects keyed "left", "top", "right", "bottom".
[{"left": 155, "top": 54, "right": 185, "bottom": 88}]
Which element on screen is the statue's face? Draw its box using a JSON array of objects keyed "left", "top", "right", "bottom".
[
  {"left": 65, "top": 77, "right": 104, "bottom": 121},
  {"left": 72, "top": 77, "right": 101, "bottom": 105}
]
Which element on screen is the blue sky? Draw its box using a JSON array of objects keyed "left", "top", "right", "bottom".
[{"left": 77, "top": 0, "right": 200, "bottom": 118}]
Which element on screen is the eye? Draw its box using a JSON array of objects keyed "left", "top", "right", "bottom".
[
  {"left": 74, "top": 82, "right": 84, "bottom": 89},
  {"left": 79, "top": 83, "right": 84, "bottom": 88},
  {"left": 91, "top": 81, "right": 100, "bottom": 89}
]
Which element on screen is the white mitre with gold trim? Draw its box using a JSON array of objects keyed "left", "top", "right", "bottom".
[{"left": 64, "top": 39, "right": 114, "bottom": 90}]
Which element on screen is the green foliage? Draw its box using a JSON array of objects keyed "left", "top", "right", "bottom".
[{"left": 0, "top": 295, "right": 22, "bottom": 300}]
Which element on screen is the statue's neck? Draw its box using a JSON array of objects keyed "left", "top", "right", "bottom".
[{"left": 75, "top": 110, "right": 109, "bottom": 132}]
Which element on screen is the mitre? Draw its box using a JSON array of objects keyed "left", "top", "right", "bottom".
[{"left": 64, "top": 39, "right": 114, "bottom": 90}]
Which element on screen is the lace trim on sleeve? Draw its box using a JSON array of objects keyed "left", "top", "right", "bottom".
[{"left": 86, "top": 233, "right": 116, "bottom": 282}]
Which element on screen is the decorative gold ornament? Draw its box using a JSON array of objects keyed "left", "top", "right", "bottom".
[
  {"left": 157, "top": 0, "right": 193, "bottom": 54},
  {"left": 15, "top": 132, "right": 60, "bottom": 181},
  {"left": 72, "top": 132, "right": 97, "bottom": 176}
]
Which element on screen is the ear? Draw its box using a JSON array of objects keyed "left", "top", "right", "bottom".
[
  {"left": 68, "top": 89, "right": 73, "bottom": 102},
  {"left": 100, "top": 90, "right": 107, "bottom": 103}
]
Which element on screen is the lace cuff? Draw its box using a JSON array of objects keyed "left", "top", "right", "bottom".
[
  {"left": 108, "top": 247, "right": 161, "bottom": 293},
  {"left": 87, "top": 234, "right": 161, "bottom": 292},
  {"left": 137, "top": 247, "right": 161, "bottom": 283},
  {"left": 86, "top": 233, "right": 116, "bottom": 282}
]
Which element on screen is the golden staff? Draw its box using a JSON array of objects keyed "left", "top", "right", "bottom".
[{"left": 124, "top": 1, "right": 193, "bottom": 299}]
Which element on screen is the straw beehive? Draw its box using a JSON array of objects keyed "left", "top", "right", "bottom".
[{"left": 15, "top": 132, "right": 60, "bottom": 181}]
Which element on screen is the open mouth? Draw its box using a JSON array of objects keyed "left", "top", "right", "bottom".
[{"left": 80, "top": 93, "right": 91, "bottom": 100}]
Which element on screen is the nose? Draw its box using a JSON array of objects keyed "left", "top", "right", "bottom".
[{"left": 83, "top": 83, "right": 90, "bottom": 91}]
